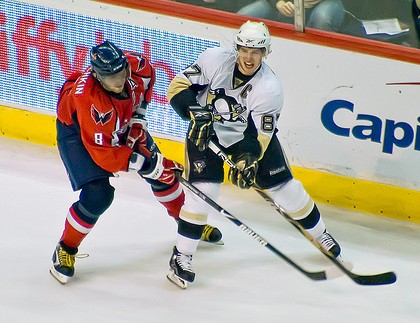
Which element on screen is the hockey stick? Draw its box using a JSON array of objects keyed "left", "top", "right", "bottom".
[
  {"left": 177, "top": 176, "right": 336, "bottom": 281},
  {"left": 136, "top": 143, "right": 338, "bottom": 280},
  {"left": 207, "top": 140, "right": 397, "bottom": 286}
]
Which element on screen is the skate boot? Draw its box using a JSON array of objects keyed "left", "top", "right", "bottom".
[
  {"left": 167, "top": 246, "right": 195, "bottom": 289},
  {"left": 317, "top": 230, "right": 341, "bottom": 258},
  {"left": 50, "top": 242, "right": 78, "bottom": 284},
  {"left": 201, "top": 224, "right": 223, "bottom": 245}
]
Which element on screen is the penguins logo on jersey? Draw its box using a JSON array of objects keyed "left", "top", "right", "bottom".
[
  {"left": 193, "top": 160, "right": 206, "bottom": 174},
  {"left": 209, "top": 88, "right": 246, "bottom": 124}
]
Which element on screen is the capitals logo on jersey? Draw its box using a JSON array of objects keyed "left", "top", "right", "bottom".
[
  {"left": 91, "top": 105, "right": 113, "bottom": 125},
  {"left": 208, "top": 88, "right": 246, "bottom": 124}
]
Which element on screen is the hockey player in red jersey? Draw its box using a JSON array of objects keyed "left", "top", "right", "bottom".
[{"left": 50, "top": 41, "right": 222, "bottom": 284}]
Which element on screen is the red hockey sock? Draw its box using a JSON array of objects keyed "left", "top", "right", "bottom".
[
  {"left": 60, "top": 206, "right": 95, "bottom": 249},
  {"left": 153, "top": 182, "right": 185, "bottom": 219}
]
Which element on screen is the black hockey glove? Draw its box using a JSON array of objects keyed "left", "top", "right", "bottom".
[
  {"left": 229, "top": 153, "right": 258, "bottom": 189},
  {"left": 187, "top": 105, "right": 214, "bottom": 151}
]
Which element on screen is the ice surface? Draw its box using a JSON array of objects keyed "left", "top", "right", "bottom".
[{"left": 0, "top": 137, "right": 418, "bottom": 323}]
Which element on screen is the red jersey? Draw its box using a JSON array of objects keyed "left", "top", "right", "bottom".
[{"left": 57, "top": 53, "right": 155, "bottom": 173}]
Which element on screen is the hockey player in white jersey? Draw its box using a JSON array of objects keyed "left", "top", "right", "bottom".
[{"left": 166, "top": 20, "right": 342, "bottom": 288}]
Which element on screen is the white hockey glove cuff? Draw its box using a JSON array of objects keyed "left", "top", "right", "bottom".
[
  {"left": 138, "top": 152, "right": 184, "bottom": 185},
  {"left": 128, "top": 152, "right": 146, "bottom": 171}
]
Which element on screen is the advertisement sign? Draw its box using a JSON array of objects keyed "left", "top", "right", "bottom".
[{"left": 0, "top": 0, "right": 219, "bottom": 138}]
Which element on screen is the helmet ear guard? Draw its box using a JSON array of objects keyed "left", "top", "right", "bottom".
[
  {"left": 90, "top": 40, "right": 128, "bottom": 76},
  {"left": 234, "top": 21, "right": 272, "bottom": 57}
]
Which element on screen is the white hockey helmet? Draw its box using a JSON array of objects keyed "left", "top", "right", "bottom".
[{"left": 234, "top": 21, "right": 271, "bottom": 56}]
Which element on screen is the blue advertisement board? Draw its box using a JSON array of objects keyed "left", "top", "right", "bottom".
[{"left": 0, "top": 0, "right": 219, "bottom": 138}]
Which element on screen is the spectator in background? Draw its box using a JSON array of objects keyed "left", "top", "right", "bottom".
[
  {"left": 171, "top": 0, "right": 243, "bottom": 13},
  {"left": 237, "top": 0, "right": 345, "bottom": 32},
  {"left": 413, "top": 0, "right": 420, "bottom": 40}
]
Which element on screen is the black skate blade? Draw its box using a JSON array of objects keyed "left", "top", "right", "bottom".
[
  {"left": 49, "top": 267, "right": 71, "bottom": 284},
  {"left": 167, "top": 270, "right": 189, "bottom": 289}
]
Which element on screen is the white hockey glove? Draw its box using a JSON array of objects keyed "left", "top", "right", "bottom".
[
  {"left": 126, "top": 115, "right": 148, "bottom": 150},
  {"left": 138, "top": 152, "right": 184, "bottom": 185},
  {"left": 229, "top": 153, "right": 258, "bottom": 189},
  {"left": 187, "top": 105, "right": 214, "bottom": 151}
]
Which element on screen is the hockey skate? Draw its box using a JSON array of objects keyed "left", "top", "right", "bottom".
[
  {"left": 50, "top": 242, "right": 77, "bottom": 284},
  {"left": 317, "top": 230, "right": 341, "bottom": 258},
  {"left": 167, "top": 246, "right": 195, "bottom": 289},
  {"left": 175, "top": 219, "right": 223, "bottom": 245},
  {"left": 201, "top": 224, "right": 223, "bottom": 245}
]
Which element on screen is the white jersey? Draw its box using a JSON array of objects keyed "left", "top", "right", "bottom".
[{"left": 176, "top": 47, "right": 284, "bottom": 151}]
